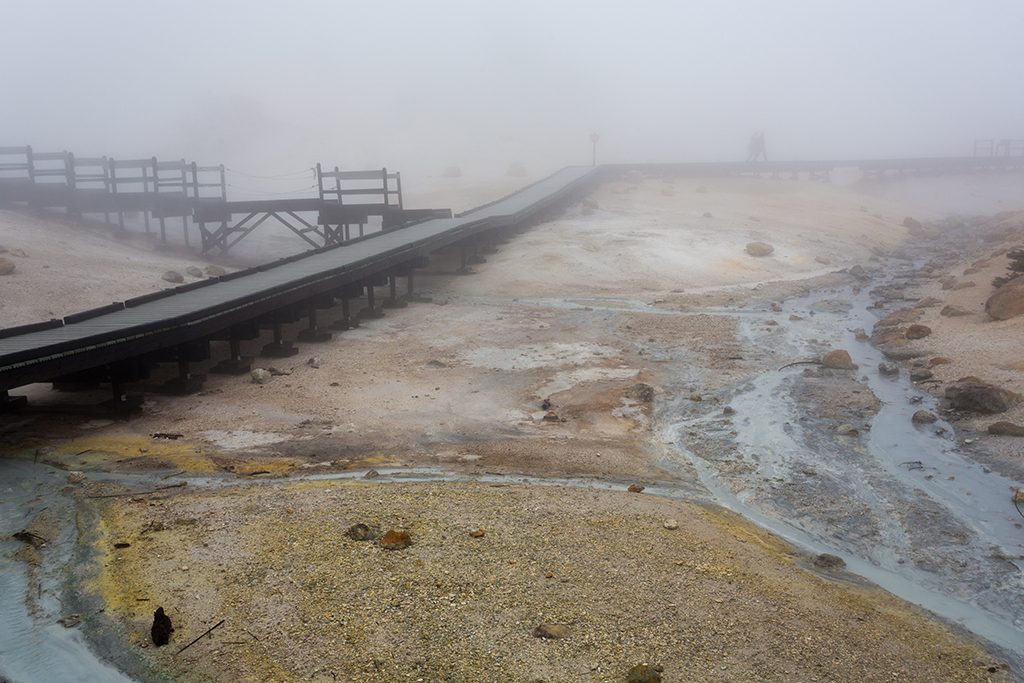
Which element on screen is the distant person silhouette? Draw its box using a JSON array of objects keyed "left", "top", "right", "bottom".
[
  {"left": 757, "top": 131, "right": 767, "bottom": 161},
  {"left": 746, "top": 132, "right": 760, "bottom": 161}
]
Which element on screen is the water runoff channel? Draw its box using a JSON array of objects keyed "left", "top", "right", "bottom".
[{"left": 1, "top": 263, "right": 1023, "bottom": 681}]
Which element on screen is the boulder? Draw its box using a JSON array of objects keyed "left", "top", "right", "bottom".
[
  {"left": 186, "top": 266, "right": 204, "bottom": 278},
  {"left": 0, "top": 257, "right": 14, "bottom": 276},
  {"left": 822, "top": 349, "right": 856, "bottom": 370},
  {"left": 905, "top": 324, "right": 932, "bottom": 340},
  {"left": 745, "top": 242, "right": 774, "bottom": 257},
  {"left": 985, "top": 276, "right": 1024, "bottom": 320},
  {"left": 161, "top": 270, "right": 184, "bottom": 284},
  {"left": 204, "top": 264, "right": 227, "bottom": 277},
  {"left": 910, "top": 368, "right": 933, "bottom": 382},
  {"left": 848, "top": 264, "right": 869, "bottom": 281},
  {"left": 929, "top": 357, "right": 951, "bottom": 365},
  {"left": 988, "top": 421, "right": 1024, "bottom": 436},
  {"left": 903, "top": 217, "right": 923, "bottom": 231},
  {"left": 915, "top": 297, "right": 943, "bottom": 308},
  {"left": 627, "top": 483, "right": 645, "bottom": 493},
  {"left": 945, "top": 381, "right": 1023, "bottom": 414}
]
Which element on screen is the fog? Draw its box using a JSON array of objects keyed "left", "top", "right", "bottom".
[{"left": 3, "top": 1, "right": 1024, "bottom": 181}]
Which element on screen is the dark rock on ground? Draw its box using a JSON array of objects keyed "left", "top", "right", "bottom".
[
  {"left": 988, "top": 421, "right": 1024, "bottom": 436},
  {"left": 745, "top": 242, "right": 774, "bottom": 257},
  {"left": 625, "top": 382, "right": 654, "bottom": 402},
  {"left": 912, "top": 410, "right": 938, "bottom": 424},
  {"left": 945, "top": 381, "right": 1023, "bottom": 414},
  {"left": 533, "top": 623, "right": 570, "bottom": 639},
  {"left": 151, "top": 607, "right": 173, "bottom": 646},
  {"left": 905, "top": 324, "right": 932, "bottom": 340},
  {"left": 822, "top": 349, "right": 856, "bottom": 370},
  {"left": 627, "top": 663, "right": 664, "bottom": 683},
  {"left": 380, "top": 530, "right": 412, "bottom": 550},
  {"left": 813, "top": 553, "right": 846, "bottom": 568}
]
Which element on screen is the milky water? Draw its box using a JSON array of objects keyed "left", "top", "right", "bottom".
[
  {"left": 2, "top": 274, "right": 1023, "bottom": 680},
  {"left": 663, "top": 276, "right": 1024, "bottom": 673}
]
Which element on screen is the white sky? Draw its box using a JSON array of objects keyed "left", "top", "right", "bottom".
[{"left": 3, "top": 1, "right": 1023, "bottom": 178}]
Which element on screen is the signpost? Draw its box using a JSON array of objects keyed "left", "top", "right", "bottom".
[{"left": 590, "top": 133, "right": 600, "bottom": 167}]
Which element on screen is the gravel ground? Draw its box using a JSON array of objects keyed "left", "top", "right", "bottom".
[{"left": 81, "top": 479, "right": 1009, "bottom": 683}]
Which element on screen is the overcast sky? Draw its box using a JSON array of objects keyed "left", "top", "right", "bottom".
[{"left": 3, "top": 1, "right": 1023, "bottom": 180}]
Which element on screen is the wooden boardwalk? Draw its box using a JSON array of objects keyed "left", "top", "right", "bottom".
[{"left": 0, "top": 166, "right": 596, "bottom": 410}]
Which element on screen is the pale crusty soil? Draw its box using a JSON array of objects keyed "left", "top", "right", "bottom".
[{"left": 3, "top": 172, "right": 1023, "bottom": 682}]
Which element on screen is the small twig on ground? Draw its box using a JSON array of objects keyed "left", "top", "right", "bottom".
[
  {"left": 175, "top": 619, "right": 225, "bottom": 656},
  {"left": 778, "top": 360, "right": 822, "bottom": 371},
  {"left": 242, "top": 628, "right": 260, "bottom": 642},
  {"left": 87, "top": 482, "right": 187, "bottom": 499}
]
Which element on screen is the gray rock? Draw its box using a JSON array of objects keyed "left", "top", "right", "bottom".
[
  {"left": 307, "top": 356, "right": 325, "bottom": 368},
  {"left": 946, "top": 381, "right": 1023, "bottom": 414},
  {"left": 985, "top": 276, "right": 1024, "bottom": 320},
  {"left": 251, "top": 368, "right": 273, "bottom": 384},
  {"left": 910, "top": 368, "right": 934, "bottom": 382},
  {"left": 186, "top": 266, "right": 204, "bottom": 278},
  {"left": 161, "top": 270, "right": 184, "bottom": 284},
  {"left": 66, "top": 471, "right": 88, "bottom": 485},
  {"left": 940, "top": 304, "right": 971, "bottom": 317},
  {"left": 912, "top": 410, "right": 938, "bottom": 424},
  {"left": 0, "top": 257, "right": 15, "bottom": 276},
  {"left": 745, "top": 241, "right": 774, "bottom": 257},
  {"left": 988, "top": 421, "right": 1024, "bottom": 436},
  {"left": 878, "top": 362, "right": 900, "bottom": 376},
  {"left": 204, "top": 264, "right": 228, "bottom": 277},
  {"left": 624, "top": 382, "right": 654, "bottom": 402}
]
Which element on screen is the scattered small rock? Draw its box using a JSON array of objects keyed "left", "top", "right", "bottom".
[
  {"left": 745, "top": 242, "right": 774, "bottom": 257},
  {"left": 822, "top": 349, "right": 857, "bottom": 370},
  {"left": 689, "top": 393, "right": 702, "bottom": 402},
  {"left": 0, "top": 257, "right": 15, "bottom": 276},
  {"left": 915, "top": 297, "right": 943, "bottom": 308},
  {"left": 929, "top": 356, "right": 951, "bottom": 365},
  {"left": 627, "top": 483, "right": 645, "bottom": 493},
  {"left": 469, "top": 529, "right": 486, "bottom": 538},
  {"left": 9, "top": 248, "right": 28, "bottom": 258},
  {"left": 815, "top": 256, "right": 831, "bottom": 265},
  {"left": 988, "top": 421, "right": 1024, "bottom": 436},
  {"left": 702, "top": 212, "right": 713, "bottom": 218},
  {"left": 878, "top": 362, "right": 899, "bottom": 376},
  {"left": 532, "top": 623, "right": 570, "bottom": 639},
  {"left": 251, "top": 368, "right": 273, "bottom": 384},
  {"left": 946, "top": 381, "right": 1023, "bottom": 414},
  {"left": 380, "top": 530, "right": 412, "bottom": 550},
  {"left": 345, "top": 523, "right": 377, "bottom": 541},
  {"left": 625, "top": 383, "right": 654, "bottom": 402},
  {"left": 940, "top": 304, "right": 971, "bottom": 317},
  {"left": 813, "top": 553, "right": 846, "bottom": 569},
  {"left": 910, "top": 368, "right": 933, "bottom": 382},
  {"left": 912, "top": 410, "right": 938, "bottom": 424},
  {"left": 57, "top": 614, "right": 81, "bottom": 628},
  {"left": 66, "top": 471, "right": 88, "bottom": 485},
  {"left": 905, "top": 324, "right": 932, "bottom": 340},
  {"left": 307, "top": 356, "right": 325, "bottom": 368},
  {"left": 663, "top": 519, "right": 678, "bottom": 530},
  {"left": 627, "top": 663, "right": 664, "bottom": 683},
  {"left": 836, "top": 424, "right": 859, "bottom": 436},
  {"left": 161, "top": 270, "right": 184, "bottom": 284},
  {"left": 364, "top": 469, "right": 379, "bottom": 479},
  {"left": 423, "top": 359, "right": 448, "bottom": 369}
]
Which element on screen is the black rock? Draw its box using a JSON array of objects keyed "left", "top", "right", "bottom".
[{"left": 152, "top": 607, "right": 173, "bottom": 646}]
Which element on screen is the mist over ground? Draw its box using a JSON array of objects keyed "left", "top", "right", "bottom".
[{"left": 3, "top": 1, "right": 1023, "bottom": 182}]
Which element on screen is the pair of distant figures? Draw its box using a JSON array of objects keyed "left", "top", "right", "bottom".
[{"left": 747, "top": 132, "right": 767, "bottom": 162}]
